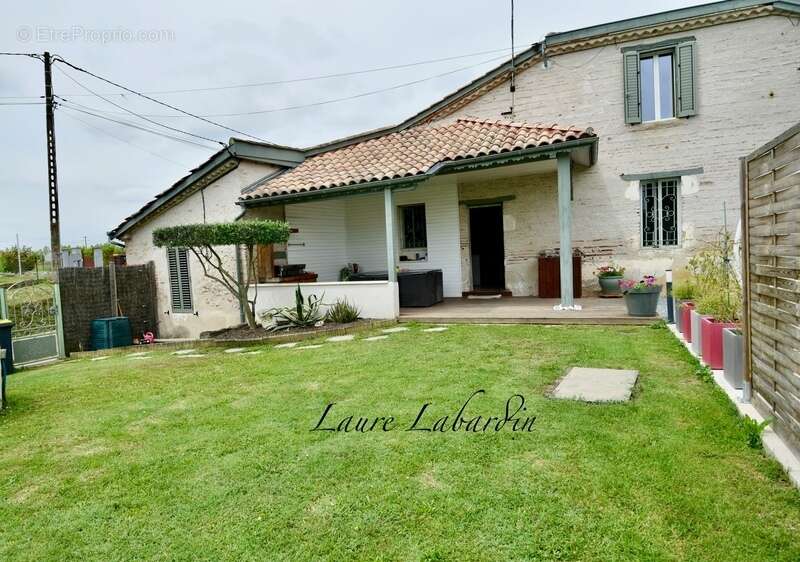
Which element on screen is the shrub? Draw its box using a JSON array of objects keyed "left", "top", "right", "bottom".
[
  {"left": 326, "top": 298, "right": 361, "bottom": 324},
  {"left": 620, "top": 275, "right": 659, "bottom": 293},
  {"left": 672, "top": 280, "right": 695, "bottom": 300},
  {"left": 686, "top": 230, "right": 741, "bottom": 320},
  {"left": 0, "top": 246, "right": 43, "bottom": 273}
]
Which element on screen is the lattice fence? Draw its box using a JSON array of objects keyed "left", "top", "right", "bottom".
[{"left": 742, "top": 122, "right": 800, "bottom": 455}]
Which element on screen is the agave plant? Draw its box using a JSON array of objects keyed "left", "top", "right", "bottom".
[{"left": 260, "top": 286, "right": 326, "bottom": 331}]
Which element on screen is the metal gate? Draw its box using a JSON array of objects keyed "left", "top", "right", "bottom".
[{"left": 0, "top": 281, "right": 65, "bottom": 366}]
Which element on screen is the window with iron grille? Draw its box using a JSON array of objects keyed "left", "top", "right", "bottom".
[
  {"left": 401, "top": 204, "right": 427, "bottom": 249},
  {"left": 167, "top": 247, "right": 193, "bottom": 312},
  {"left": 641, "top": 178, "right": 680, "bottom": 248}
]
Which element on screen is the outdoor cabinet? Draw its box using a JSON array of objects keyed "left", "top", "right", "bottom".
[{"left": 537, "top": 256, "right": 582, "bottom": 298}]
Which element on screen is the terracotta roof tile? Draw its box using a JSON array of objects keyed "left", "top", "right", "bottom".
[{"left": 242, "top": 117, "right": 595, "bottom": 200}]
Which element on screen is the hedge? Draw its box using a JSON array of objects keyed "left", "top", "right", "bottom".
[{"left": 153, "top": 220, "right": 291, "bottom": 248}]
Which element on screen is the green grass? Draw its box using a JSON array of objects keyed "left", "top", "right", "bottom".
[{"left": 1, "top": 324, "right": 798, "bottom": 561}]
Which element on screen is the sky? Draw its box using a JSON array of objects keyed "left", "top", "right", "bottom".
[{"left": 0, "top": 0, "right": 709, "bottom": 251}]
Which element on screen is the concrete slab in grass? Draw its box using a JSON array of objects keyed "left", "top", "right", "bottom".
[{"left": 552, "top": 367, "right": 638, "bottom": 403}]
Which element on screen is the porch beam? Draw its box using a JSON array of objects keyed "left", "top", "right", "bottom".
[
  {"left": 384, "top": 187, "right": 397, "bottom": 283},
  {"left": 556, "top": 152, "right": 575, "bottom": 309}
]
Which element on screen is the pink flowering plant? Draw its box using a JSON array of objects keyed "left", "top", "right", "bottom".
[
  {"left": 619, "top": 275, "right": 659, "bottom": 293},
  {"left": 595, "top": 263, "right": 625, "bottom": 278}
]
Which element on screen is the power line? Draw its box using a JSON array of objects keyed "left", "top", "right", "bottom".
[
  {"left": 54, "top": 57, "right": 268, "bottom": 142},
  {"left": 59, "top": 109, "right": 192, "bottom": 167},
  {"left": 46, "top": 54, "right": 508, "bottom": 120},
  {"left": 53, "top": 63, "right": 228, "bottom": 146},
  {"left": 58, "top": 104, "right": 219, "bottom": 150},
  {"left": 0, "top": 46, "right": 516, "bottom": 99},
  {"left": 0, "top": 101, "right": 45, "bottom": 106}
]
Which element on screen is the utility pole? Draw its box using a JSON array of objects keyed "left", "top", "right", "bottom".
[
  {"left": 15, "top": 234, "right": 22, "bottom": 275},
  {"left": 43, "top": 52, "right": 61, "bottom": 279}
]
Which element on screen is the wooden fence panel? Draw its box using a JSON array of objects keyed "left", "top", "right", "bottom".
[{"left": 743, "top": 122, "right": 800, "bottom": 456}]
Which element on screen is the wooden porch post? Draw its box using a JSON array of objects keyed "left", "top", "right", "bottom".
[
  {"left": 556, "top": 152, "right": 575, "bottom": 309},
  {"left": 384, "top": 187, "right": 397, "bottom": 283}
]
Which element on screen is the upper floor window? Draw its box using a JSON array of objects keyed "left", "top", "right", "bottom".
[
  {"left": 623, "top": 39, "right": 697, "bottom": 124},
  {"left": 641, "top": 178, "right": 680, "bottom": 248},
  {"left": 400, "top": 204, "right": 427, "bottom": 249},
  {"left": 640, "top": 52, "right": 674, "bottom": 121}
]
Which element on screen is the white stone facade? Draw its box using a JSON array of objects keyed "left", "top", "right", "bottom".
[
  {"left": 123, "top": 161, "right": 279, "bottom": 339},
  {"left": 434, "top": 14, "right": 800, "bottom": 293}
]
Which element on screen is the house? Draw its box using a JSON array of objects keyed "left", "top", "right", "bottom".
[{"left": 111, "top": 0, "right": 800, "bottom": 337}]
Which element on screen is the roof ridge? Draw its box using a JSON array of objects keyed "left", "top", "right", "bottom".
[{"left": 455, "top": 116, "right": 579, "bottom": 132}]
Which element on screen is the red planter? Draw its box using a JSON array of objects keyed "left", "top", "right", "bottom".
[
  {"left": 700, "top": 317, "right": 737, "bottom": 370},
  {"left": 680, "top": 302, "right": 695, "bottom": 342}
]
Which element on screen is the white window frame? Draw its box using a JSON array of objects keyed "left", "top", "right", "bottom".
[
  {"left": 640, "top": 178, "right": 681, "bottom": 248},
  {"left": 640, "top": 51, "right": 675, "bottom": 123}
]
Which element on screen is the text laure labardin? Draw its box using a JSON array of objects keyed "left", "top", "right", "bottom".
[{"left": 312, "top": 390, "right": 536, "bottom": 433}]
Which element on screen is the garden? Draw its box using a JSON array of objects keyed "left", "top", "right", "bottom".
[{"left": 1, "top": 323, "right": 799, "bottom": 561}]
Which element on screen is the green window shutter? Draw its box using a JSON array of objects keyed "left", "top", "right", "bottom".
[
  {"left": 623, "top": 51, "right": 641, "bottom": 124},
  {"left": 675, "top": 41, "right": 697, "bottom": 117},
  {"left": 167, "top": 248, "right": 193, "bottom": 312}
]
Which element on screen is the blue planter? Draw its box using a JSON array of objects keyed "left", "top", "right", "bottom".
[{"left": 623, "top": 286, "right": 662, "bottom": 317}]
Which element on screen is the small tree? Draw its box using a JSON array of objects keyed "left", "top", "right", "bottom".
[{"left": 153, "top": 220, "right": 291, "bottom": 329}]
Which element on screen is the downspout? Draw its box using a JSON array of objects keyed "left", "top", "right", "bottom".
[{"left": 234, "top": 206, "right": 247, "bottom": 325}]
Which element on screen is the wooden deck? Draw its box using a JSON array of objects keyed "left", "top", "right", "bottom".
[{"left": 400, "top": 297, "right": 657, "bottom": 325}]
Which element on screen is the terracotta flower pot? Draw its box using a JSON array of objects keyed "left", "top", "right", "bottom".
[
  {"left": 680, "top": 302, "right": 695, "bottom": 342},
  {"left": 701, "top": 317, "right": 737, "bottom": 370}
]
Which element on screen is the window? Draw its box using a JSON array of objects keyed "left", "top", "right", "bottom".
[
  {"left": 623, "top": 39, "right": 697, "bottom": 124},
  {"left": 640, "top": 52, "right": 674, "bottom": 121},
  {"left": 167, "top": 247, "right": 193, "bottom": 312},
  {"left": 400, "top": 204, "right": 427, "bottom": 249},
  {"left": 641, "top": 178, "right": 679, "bottom": 248}
]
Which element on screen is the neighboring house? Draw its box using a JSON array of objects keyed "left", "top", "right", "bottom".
[
  {"left": 109, "top": 140, "right": 304, "bottom": 338},
  {"left": 112, "top": 0, "right": 800, "bottom": 335}
]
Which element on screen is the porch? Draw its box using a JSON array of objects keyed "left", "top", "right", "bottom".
[
  {"left": 242, "top": 118, "right": 605, "bottom": 319},
  {"left": 400, "top": 296, "right": 655, "bottom": 325}
]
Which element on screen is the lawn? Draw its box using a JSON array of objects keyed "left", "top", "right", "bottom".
[{"left": 1, "top": 324, "right": 798, "bottom": 561}]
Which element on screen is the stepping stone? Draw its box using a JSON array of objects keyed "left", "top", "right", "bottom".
[
  {"left": 126, "top": 351, "right": 150, "bottom": 357},
  {"left": 382, "top": 327, "right": 409, "bottom": 334},
  {"left": 422, "top": 327, "right": 448, "bottom": 333},
  {"left": 552, "top": 367, "right": 639, "bottom": 403},
  {"left": 178, "top": 354, "right": 206, "bottom": 358},
  {"left": 275, "top": 342, "right": 298, "bottom": 349},
  {"left": 243, "top": 350, "right": 263, "bottom": 355},
  {"left": 296, "top": 344, "right": 323, "bottom": 350},
  {"left": 90, "top": 356, "right": 109, "bottom": 362},
  {"left": 130, "top": 356, "right": 151, "bottom": 360},
  {"left": 363, "top": 335, "right": 389, "bottom": 341},
  {"left": 224, "top": 348, "right": 246, "bottom": 353},
  {"left": 327, "top": 335, "right": 355, "bottom": 342},
  {"left": 172, "top": 349, "right": 197, "bottom": 355}
]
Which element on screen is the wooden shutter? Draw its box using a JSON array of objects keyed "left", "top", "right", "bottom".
[
  {"left": 675, "top": 41, "right": 697, "bottom": 117},
  {"left": 167, "top": 247, "right": 192, "bottom": 312},
  {"left": 622, "top": 51, "right": 641, "bottom": 124},
  {"left": 256, "top": 244, "right": 273, "bottom": 282}
]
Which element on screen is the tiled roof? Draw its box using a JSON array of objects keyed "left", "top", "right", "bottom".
[{"left": 241, "top": 118, "right": 595, "bottom": 200}]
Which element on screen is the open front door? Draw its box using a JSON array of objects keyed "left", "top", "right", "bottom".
[{"left": 469, "top": 205, "right": 505, "bottom": 291}]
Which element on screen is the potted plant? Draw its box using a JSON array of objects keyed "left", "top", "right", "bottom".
[
  {"left": 595, "top": 263, "right": 625, "bottom": 297},
  {"left": 723, "top": 327, "right": 744, "bottom": 389},
  {"left": 690, "top": 305, "right": 712, "bottom": 356},
  {"left": 698, "top": 290, "right": 739, "bottom": 370},
  {"left": 672, "top": 280, "right": 695, "bottom": 335},
  {"left": 681, "top": 301, "right": 695, "bottom": 342},
  {"left": 620, "top": 275, "right": 662, "bottom": 317}
]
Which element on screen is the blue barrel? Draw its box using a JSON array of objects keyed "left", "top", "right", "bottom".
[
  {"left": 90, "top": 317, "right": 132, "bottom": 350},
  {"left": 0, "top": 320, "right": 13, "bottom": 375}
]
